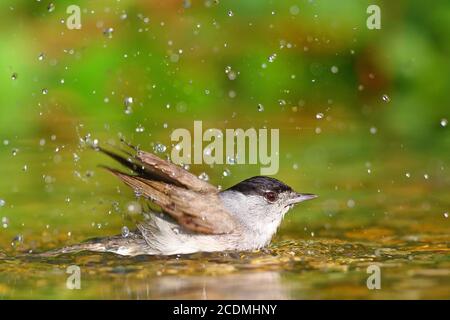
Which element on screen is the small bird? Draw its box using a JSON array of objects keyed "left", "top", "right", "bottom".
[{"left": 45, "top": 144, "right": 317, "bottom": 257}]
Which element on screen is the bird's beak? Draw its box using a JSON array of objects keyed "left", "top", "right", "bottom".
[{"left": 287, "top": 192, "right": 318, "bottom": 205}]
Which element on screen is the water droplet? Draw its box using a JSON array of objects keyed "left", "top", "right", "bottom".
[
  {"left": 268, "top": 53, "right": 277, "bottom": 63},
  {"left": 2, "top": 216, "right": 9, "bottom": 228},
  {"left": 124, "top": 96, "right": 133, "bottom": 114},
  {"left": 135, "top": 124, "right": 145, "bottom": 133},
  {"left": 405, "top": 172, "right": 411, "bottom": 178},
  {"left": 47, "top": 3, "right": 55, "bottom": 12},
  {"left": 121, "top": 226, "right": 130, "bottom": 238},
  {"left": 227, "top": 10, "right": 234, "bottom": 17},
  {"left": 222, "top": 168, "right": 231, "bottom": 177},
  {"left": 103, "top": 27, "right": 114, "bottom": 38},
  {"left": 444, "top": 212, "right": 449, "bottom": 219},
  {"left": 0, "top": 199, "right": 5, "bottom": 207},
  {"left": 12, "top": 148, "right": 18, "bottom": 156},
  {"left": 38, "top": 53, "right": 45, "bottom": 61},
  {"left": 42, "top": 88, "right": 48, "bottom": 95},
  {"left": 316, "top": 112, "right": 324, "bottom": 119},
  {"left": 198, "top": 172, "right": 209, "bottom": 181},
  {"left": 22, "top": 164, "right": 28, "bottom": 172},
  {"left": 424, "top": 174, "right": 429, "bottom": 180},
  {"left": 289, "top": 5, "right": 300, "bottom": 15},
  {"left": 227, "top": 156, "right": 236, "bottom": 165},
  {"left": 224, "top": 66, "right": 237, "bottom": 80},
  {"left": 370, "top": 127, "right": 377, "bottom": 134},
  {"left": 382, "top": 94, "right": 390, "bottom": 103},
  {"left": 153, "top": 143, "right": 167, "bottom": 153},
  {"left": 331, "top": 65, "right": 339, "bottom": 74},
  {"left": 11, "top": 72, "right": 18, "bottom": 80},
  {"left": 347, "top": 199, "right": 355, "bottom": 208},
  {"left": 257, "top": 103, "right": 264, "bottom": 112},
  {"left": 440, "top": 118, "right": 448, "bottom": 127}
]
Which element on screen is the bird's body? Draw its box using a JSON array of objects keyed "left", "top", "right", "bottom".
[{"left": 42, "top": 144, "right": 317, "bottom": 257}]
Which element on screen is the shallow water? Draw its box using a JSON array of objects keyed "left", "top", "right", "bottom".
[
  {"left": 1, "top": 237, "right": 449, "bottom": 299},
  {"left": 0, "top": 142, "right": 448, "bottom": 299}
]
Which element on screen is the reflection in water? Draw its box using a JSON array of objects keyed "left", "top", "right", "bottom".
[
  {"left": 123, "top": 272, "right": 288, "bottom": 300},
  {"left": 1, "top": 237, "right": 449, "bottom": 299}
]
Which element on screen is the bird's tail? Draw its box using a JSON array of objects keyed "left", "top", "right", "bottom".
[{"left": 33, "top": 232, "right": 150, "bottom": 257}]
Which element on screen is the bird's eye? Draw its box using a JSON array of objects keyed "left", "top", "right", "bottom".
[{"left": 264, "top": 191, "right": 278, "bottom": 203}]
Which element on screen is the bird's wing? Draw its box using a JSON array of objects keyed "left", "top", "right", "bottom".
[
  {"left": 97, "top": 146, "right": 217, "bottom": 194},
  {"left": 105, "top": 168, "right": 236, "bottom": 234},
  {"left": 135, "top": 149, "right": 217, "bottom": 194}
]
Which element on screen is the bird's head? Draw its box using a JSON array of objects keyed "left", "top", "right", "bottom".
[{"left": 221, "top": 176, "right": 317, "bottom": 242}]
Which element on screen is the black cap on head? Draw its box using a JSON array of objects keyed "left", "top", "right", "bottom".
[{"left": 227, "top": 176, "right": 293, "bottom": 197}]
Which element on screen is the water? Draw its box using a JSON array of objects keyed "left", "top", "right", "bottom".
[
  {"left": 0, "top": 0, "right": 449, "bottom": 300},
  {"left": 0, "top": 136, "right": 448, "bottom": 299}
]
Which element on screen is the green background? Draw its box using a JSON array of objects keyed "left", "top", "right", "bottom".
[{"left": 0, "top": 0, "right": 449, "bottom": 299}]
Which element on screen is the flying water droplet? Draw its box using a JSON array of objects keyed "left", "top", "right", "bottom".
[
  {"left": 0, "top": 199, "right": 5, "bottom": 207},
  {"left": 135, "top": 124, "right": 145, "bottom": 133},
  {"left": 38, "top": 53, "right": 45, "bottom": 61},
  {"left": 227, "top": 10, "right": 234, "bottom": 17},
  {"left": 316, "top": 112, "right": 324, "bottom": 119},
  {"left": 227, "top": 156, "right": 236, "bottom": 165},
  {"left": 124, "top": 96, "right": 133, "bottom": 114},
  {"left": 289, "top": 5, "right": 300, "bottom": 15},
  {"left": 268, "top": 53, "right": 277, "bottom": 63},
  {"left": 42, "top": 88, "right": 48, "bottom": 95},
  {"left": 47, "top": 3, "right": 55, "bottom": 12},
  {"left": 11, "top": 73, "right": 18, "bottom": 80},
  {"left": 121, "top": 226, "right": 130, "bottom": 238},
  {"left": 331, "top": 65, "right": 339, "bottom": 74},
  {"left": 198, "top": 172, "right": 209, "bottom": 181},
  {"left": 222, "top": 168, "right": 231, "bottom": 177},
  {"left": 103, "top": 27, "right": 114, "bottom": 39},
  {"left": 1, "top": 216, "right": 8, "bottom": 228},
  {"left": 382, "top": 94, "right": 390, "bottom": 103},
  {"left": 153, "top": 143, "right": 167, "bottom": 153},
  {"left": 440, "top": 118, "right": 448, "bottom": 127},
  {"left": 444, "top": 212, "right": 449, "bottom": 219},
  {"left": 257, "top": 103, "right": 264, "bottom": 112}
]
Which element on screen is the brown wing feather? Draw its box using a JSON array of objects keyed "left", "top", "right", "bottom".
[
  {"left": 97, "top": 146, "right": 217, "bottom": 194},
  {"left": 106, "top": 168, "right": 235, "bottom": 234},
  {"left": 135, "top": 150, "right": 217, "bottom": 194}
]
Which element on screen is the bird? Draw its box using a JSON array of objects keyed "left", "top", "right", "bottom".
[{"left": 42, "top": 143, "right": 317, "bottom": 257}]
